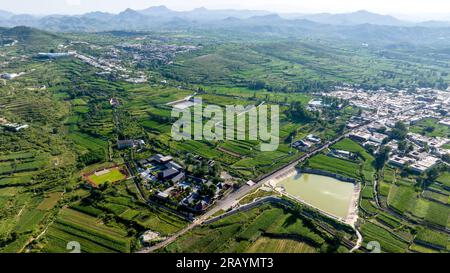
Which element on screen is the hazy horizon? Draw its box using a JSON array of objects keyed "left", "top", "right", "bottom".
[{"left": 0, "top": 0, "right": 450, "bottom": 21}]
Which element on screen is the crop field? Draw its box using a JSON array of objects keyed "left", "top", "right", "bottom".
[
  {"left": 42, "top": 208, "right": 132, "bottom": 253},
  {"left": 332, "top": 138, "right": 376, "bottom": 182},
  {"left": 375, "top": 213, "right": 403, "bottom": 229},
  {"left": 0, "top": 152, "right": 35, "bottom": 162},
  {"left": 73, "top": 180, "right": 188, "bottom": 236},
  {"left": 437, "top": 172, "right": 450, "bottom": 188},
  {"left": 0, "top": 153, "right": 48, "bottom": 176},
  {"left": 387, "top": 183, "right": 449, "bottom": 228},
  {"left": 115, "top": 77, "right": 344, "bottom": 180},
  {"left": 129, "top": 207, "right": 187, "bottom": 235},
  {"left": 37, "top": 192, "right": 63, "bottom": 210},
  {"left": 246, "top": 237, "right": 317, "bottom": 253},
  {"left": 305, "top": 154, "right": 361, "bottom": 179},
  {"left": 163, "top": 205, "right": 339, "bottom": 253},
  {"left": 414, "top": 229, "right": 447, "bottom": 250},
  {"left": 378, "top": 181, "right": 392, "bottom": 197},
  {"left": 361, "top": 222, "right": 409, "bottom": 253},
  {"left": 424, "top": 202, "right": 449, "bottom": 227},
  {"left": 422, "top": 190, "right": 449, "bottom": 204},
  {"left": 409, "top": 243, "right": 441, "bottom": 253},
  {"left": 68, "top": 131, "right": 108, "bottom": 154},
  {"left": 14, "top": 209, "right": 47, "bottom": 233},
  {"left": 387, "top": 185, "right": 417, "bottom": 214}
]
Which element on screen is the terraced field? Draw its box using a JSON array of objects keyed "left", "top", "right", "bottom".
[
  {"left": 414, "top": 228, "right": 448, "bottom": 251},
  {"left": 305, "top": 154, "right": 361, "bottom": 179},
  {"left": 361, "top": 222, "right": 409, "bottom": 253},
  {"left": 43, "top": 208, "right": 131, "bottom": 253},
  {"left": 162, "top": 204, "right": 343, "bottom": 253},
  {"left": 246, "top": 237, "right": 317, "bottom": 253},
  {"left": 0, "top": 152, "right": 48, "bottom": 176},
  {"left": 387, "top": 184, "right": 449, "bottom": 228},
  {"left": 68, "top": 131, "right": 108, "bottom": 155}
]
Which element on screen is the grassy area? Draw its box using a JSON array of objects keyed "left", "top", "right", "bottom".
[
  {"left": 87, "top": 168, "right": 126, "bottom": 186},
  {"left": 238, "top": 189, "right": 277, "bottom": 205},
  {"left": 246, "top": 237, "right": 317, "bottom": 253},
  {"left": 162, "top": 204, "right": 345, "bottom": 253},
  {"left": 436, "top": 172, "right": 450, "bottom": 188},
  {"left": 375, "top": 213, "right": 403, "bottom": 229},
  {"left": 414, "top": 228, "right": 447, "bottom": 250},
  {"left": 305, "top": 154, "right": 361, "bottom": 179},
  {"left": 68, "top": 131, "right": 108, "bottom": 154},
  {"left": 424, "top": 202, "right": 449, "bottom": 227},
  {"left": 37, "top": 192, "right": 62, "bottom": 210},
  {"left": 361, "top": 222, "right": 409, "bottom": 253},
  {"left": 410, "top": 118, "right": 450, "bottom": 138},
  {"left": 42, "top": 208, "right": 131, "bottom": 253},
  {"left": 387, "top": 185, "right": 417, "bottom": 214}
]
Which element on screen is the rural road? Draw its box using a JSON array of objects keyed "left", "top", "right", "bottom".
[
  {"left": 137, "top": 125, "right": 364, "bottom": 253},
  {"left": 136, "top": 105, "right": 427, "bottom": 253}
]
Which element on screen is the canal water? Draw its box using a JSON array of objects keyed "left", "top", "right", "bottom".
[{"left": 278, "top": 171, "right": 355, "bottom": 219}]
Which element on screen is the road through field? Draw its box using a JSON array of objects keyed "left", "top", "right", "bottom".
[
  {"left": 138, "top": 105, "right": 430, "bottom": 253},
  {"left": 137, "top": 126, "right": 360, "bottom": 253}
]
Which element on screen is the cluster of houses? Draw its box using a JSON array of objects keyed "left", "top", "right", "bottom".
[
  {"left": 1, "top": 39, "right": 18, "bottom": 47},
  {"left": 37, "top": 52, "right": 75, "bottom": 59},
  {"left": 116, "top": 41, "right": 201, "bottom": 65},
  {"left": 327, "top": 86, "right": 450, "bottom": 173},
  {"left": 74, "top": 52, "right": 128, "bottom": 74},
  {"left": 117, "top": 139, "right": 145, "bottom": 150},
  {"left": 329, "top": 149, "right": 357, "bottom": 161},
  {"left": 349, "top": 127, "right": 389, "bottom": 150},
  {"left": 137, "top": 154, "right": 228, "bottom": 213},
  {"left": 389, "top": 152, "right": 441, "bottom": 173},
  {"left": 348, "top": 122, "right": 446, "bottom": 173},
  {"left": 292, "top": 134, "right": 322, "bottom": 151},
  {"left": 0, "top": 72, "right": 25, "bottom": 80},
  {"left": 0, "top": 117, "right": 29, "bottom": 132}
]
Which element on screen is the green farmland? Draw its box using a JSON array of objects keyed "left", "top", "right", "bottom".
[
  {"left": 162, "top": 204, "right": 349, "bottom": 253},
  {"left": 304, "top": 154, "right": 361, "bottom": 180},
  {"left": 42, "top": 208, "right": 132, "bottom": 253}
]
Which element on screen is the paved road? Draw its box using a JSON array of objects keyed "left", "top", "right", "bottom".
[
  {"left": 137, "top": 103, "right": 429, "bottom": 253},
  {"left": 137, "top": 128, "right": 357, "bottom": 253}
]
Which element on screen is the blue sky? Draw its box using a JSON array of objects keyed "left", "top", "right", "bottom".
[{"left": 1, "top": 0, "right": 450, "bottom": 20}]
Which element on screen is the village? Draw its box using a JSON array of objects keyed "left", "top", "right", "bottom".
[
  {"left": 324, "top": 87, "right": 450, "bottom": 173},
  {"left": 135, "top": 153, "right": 232, "bottom": 214}
]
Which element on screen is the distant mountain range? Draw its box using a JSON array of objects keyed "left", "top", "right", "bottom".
[
  {"left": 2, "top": 5, "right": 450, "bottom": 31},
  {"left": 291, "top": 10, "right": 407, "bottom": 26},
  {"left": 1, "top": 6, "right": 450, "bottom": 47}
]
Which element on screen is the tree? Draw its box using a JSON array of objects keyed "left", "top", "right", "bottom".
[
  {"left": 391, "top": 121, "right": 408, "bottom": 140},
  {"left": 398, "top": 140, "right": 407, "bottom": 153},
  {"left": 426, "top": 168, "right": 439, "bottom": 182},
  {"left": 375, "top": 146, "right": 391, "bottom": 170},
  {"left": 443, "top": 154, "right": 450, "bottom": 164},
  {"left": 285, "top": 101, "right": 316, "bottom": 123}
]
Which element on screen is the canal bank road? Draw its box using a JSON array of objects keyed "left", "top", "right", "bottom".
[{"left": 271, "top": 170, "right": 360, "bottom": 224}]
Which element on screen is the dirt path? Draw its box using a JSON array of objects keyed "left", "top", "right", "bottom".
[{"left": 350, "top": 227, "right": 363, "bottom": 253}]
